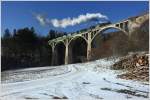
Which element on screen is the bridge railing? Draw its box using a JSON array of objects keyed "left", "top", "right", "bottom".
[
  {"left": 48, "top": 19, "right": 130, "bottom": 43},
  {"left": 48, "top": 23, "right": 113, "bottom": 43}
]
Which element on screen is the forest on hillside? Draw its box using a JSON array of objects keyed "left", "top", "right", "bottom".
[{"left": 1, "top": 27, "right": 67, "bottom": 71}]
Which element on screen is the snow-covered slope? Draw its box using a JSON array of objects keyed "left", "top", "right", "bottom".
[{"left": 1, "top": 58, "right": 149, "bottom": 100}]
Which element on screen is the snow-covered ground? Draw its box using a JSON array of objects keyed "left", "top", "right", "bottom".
[{"left": 1, "top": 58, "right": 149, "bottom": 100}]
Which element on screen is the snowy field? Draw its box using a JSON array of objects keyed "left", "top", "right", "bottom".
[{"left": 1, "top": 58, "right": 149, "bottom": 100}]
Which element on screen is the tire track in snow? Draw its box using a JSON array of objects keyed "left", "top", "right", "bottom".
[{"left": 1, "top": 65, "right": 81, "bottom": 97}]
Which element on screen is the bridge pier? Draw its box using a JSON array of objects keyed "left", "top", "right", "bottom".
[
  {"left": 87, "top": 33, "right": 92, "bottom": 61},
  {"left": 65, "top": 39, "right": 69, "bottom": 64},
  {"left": 51, "top": 46, "right": 55, "bottom": 65}
]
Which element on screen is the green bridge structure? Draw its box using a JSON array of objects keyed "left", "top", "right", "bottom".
[{"left": 48, "top": 14, "right": 149, "bottom": 65}]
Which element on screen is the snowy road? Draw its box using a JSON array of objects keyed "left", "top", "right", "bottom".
[{"left": 1, "top": 59, "right": 149, "bottom": 100}]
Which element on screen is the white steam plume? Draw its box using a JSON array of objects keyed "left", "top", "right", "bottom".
[
  {"left": 33, "top": 13, "right": 46, "bottom": 26},
  {"left": 36, "top": 15, "right": 46, "bottom": 26},
  {"left": 35, "top": 13, "right": 108, "bottom": 28}
]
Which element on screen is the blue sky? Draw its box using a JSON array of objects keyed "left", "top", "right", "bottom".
[{"left": 1, "top": 1, "right": 148, "bottom": 36}]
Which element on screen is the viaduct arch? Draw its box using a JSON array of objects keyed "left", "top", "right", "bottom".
[
  {"left": 91, "top": 27, "right": 128, "bottom": 59},
  {"left": 68, "top": 37, "right": 87, "bottom": 63},
  {"left": 91, "top": 26, "right": 128, "bottom": 42},
  {"left": 53, "top": 41, "right": 65, "bottom": 65}
]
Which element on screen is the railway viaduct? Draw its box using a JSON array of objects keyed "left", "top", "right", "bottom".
[{"left": 48, "top": 14, "right": 149, "bottom": 65}]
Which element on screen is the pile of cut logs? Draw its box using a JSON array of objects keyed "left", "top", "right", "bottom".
[{"left": 112, "top": 52, "right": 149, "bottom": 82}]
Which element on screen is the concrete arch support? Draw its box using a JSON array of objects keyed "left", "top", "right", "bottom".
[
  {"left": 87, "top": 32, "right": 92, "bottom": 61},
  {"left": 51, "top": 43, "right": 55, "bottom": 66},
  {"left": 65, "top": 39, "right": 69, "bottom": 64}
]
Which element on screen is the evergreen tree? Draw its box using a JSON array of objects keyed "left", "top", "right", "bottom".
[{"left": 3, "top": 29, "right": 11, "bottom": 38}]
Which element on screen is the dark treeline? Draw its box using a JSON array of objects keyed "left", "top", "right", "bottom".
[{"left": 1, "top": 27, "right": 67, "bottom": 71}]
